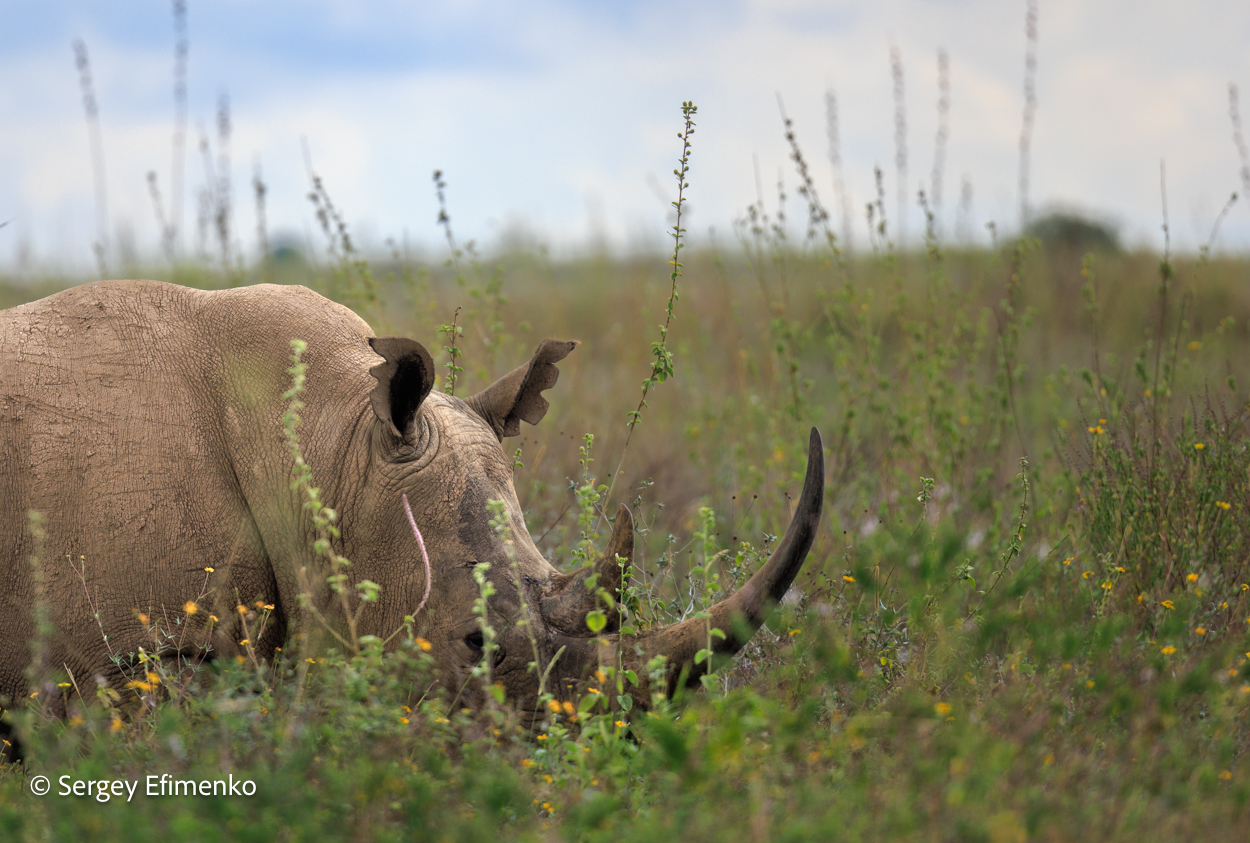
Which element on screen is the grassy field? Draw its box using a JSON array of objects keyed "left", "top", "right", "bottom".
[{"left": 3, "top": 218, "right": 1250, "bottom": 841}]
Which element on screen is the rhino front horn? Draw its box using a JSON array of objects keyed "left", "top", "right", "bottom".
[{"left": 621, "top": 427, "right": 824, "bottom": 695}]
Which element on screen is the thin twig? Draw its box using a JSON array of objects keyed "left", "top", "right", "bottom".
[
  {"left": 601, "top": 102, "right": 697, "bottom": 524},
  {"left": 402, "top": 493, "right": 432, "bottom": 615}
]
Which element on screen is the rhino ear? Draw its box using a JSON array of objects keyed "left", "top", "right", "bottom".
[
  {"left": 466, "top": 339, "right": 578, "bottom": 440},
  {"left": 368, "top": 337, "right": 436, "bottom": 438}
]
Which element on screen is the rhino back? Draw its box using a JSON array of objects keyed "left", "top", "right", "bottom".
[{"left": 0, "top": 280, "right": 375, "bottom": 703}]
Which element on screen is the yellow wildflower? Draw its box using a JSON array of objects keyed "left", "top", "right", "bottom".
[
  {"left": 934, "top": 702, "right": 952, "bottom": 716},
  {"left": 236, "top": 604, "right": 248, "bottom": 614},
  {"left": 1195, "top": 628, "right": 1207, "bottom": 635},
  {"left": 1062, "top": 557, "right": 1073, "bottom": 566},
  {"left": 1195, "top": 443, "right": 1205, "bottom": 450},
  {"left": 843, "top": 574, "right": 856, "bottom": 582},
  {"left": 1161, "top": 646, "right": 1176, "bottom": 655},
  {"left": 204, "top": 566, "right": 214, "bottom": 573},
  {"left": 1218, "top": 501, "right": 1232, "bottom": 510},
  {"left": 415, "top": 637, "right": 432, "bottom": 652},
  {"left": 183, "top": 601, "right": 198, "bottom": 615},
  {"left": 1082, "top": 571, "right": 1094, "bottom": 579},
  {"left": 1187, "top": 573, "right": 1199, "bottom": 583},
  {"left": 146, "top": 672, "right": 160, "bottom": 685},
  {"left": 1220, "top": 770, "right": 1233, "bottom": 780},
  {"left": 1161, "top": 600, "right": 1175, "bottom": 610}
]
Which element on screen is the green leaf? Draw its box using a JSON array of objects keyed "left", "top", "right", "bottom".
[
  {"left": 585, "top": 610, "right": 607, "bottom": 634},
  {"left": 616, "top": 694, "right": 633, "bottom": 711},
  {"left": 695, "top": 648, "right": 711, "bottom": 665}
]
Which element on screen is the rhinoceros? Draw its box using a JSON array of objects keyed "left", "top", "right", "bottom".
[{"left": 0, "top": 279, "right": 822, "bottom": 731}]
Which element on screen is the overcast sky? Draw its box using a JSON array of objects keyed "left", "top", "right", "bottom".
[{"left": 3, "top": 0, "right": 1250, "bottom": 272}]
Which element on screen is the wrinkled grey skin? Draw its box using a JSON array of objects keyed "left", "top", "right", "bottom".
[{"left": 0, "top": 280, "right": 823, "bottom": 739}]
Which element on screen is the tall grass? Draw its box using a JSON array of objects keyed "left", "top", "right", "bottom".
[{"left": 4, "top": 219, "right": 1250, "bottom": 837}]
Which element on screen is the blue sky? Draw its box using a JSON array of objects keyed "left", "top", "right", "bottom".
[{"left": 3, "top": 0, "right": 1250, "bottom": 271}]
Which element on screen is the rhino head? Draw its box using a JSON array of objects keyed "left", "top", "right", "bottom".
[{"left": 356, "top": 336, "right": 824, "bottom": 716}]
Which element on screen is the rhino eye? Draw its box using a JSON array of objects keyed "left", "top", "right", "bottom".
[{"left": 463, "top": 632, "right": 505, "bottom": 668}]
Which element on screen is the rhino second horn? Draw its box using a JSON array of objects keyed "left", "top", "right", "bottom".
[
  {"left": 540, "top": 504, "right": 633, "bottom": 634},
  {"left": 597, "top": 503, "right": 633, "bottom": 596},
  {"left": 619, "top": 427, "right": 824, "bottom": 695}
]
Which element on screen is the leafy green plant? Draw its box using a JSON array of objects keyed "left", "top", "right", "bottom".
[
  {"left": 282, "top": 339, "right": 380, "bottom": 654},
  {"left": 603, "top": 101, "right": 697, "bottom": 516}
]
